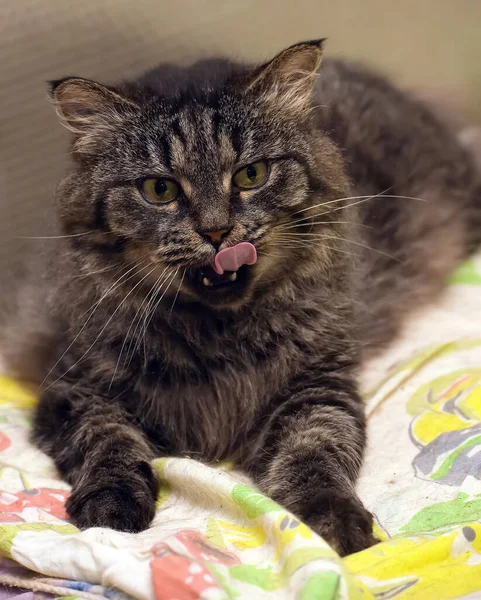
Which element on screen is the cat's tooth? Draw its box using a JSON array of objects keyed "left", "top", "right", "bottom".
[
  {"left": 227, "top": 273, "right": 237, "bottom": 282},
  {"left": 203, "top": 277, "right": 213, "bottom": 287}
]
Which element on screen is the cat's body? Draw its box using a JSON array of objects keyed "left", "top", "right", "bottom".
[{"left": 3, "top": 41, "right": 481, "bottom": 556}]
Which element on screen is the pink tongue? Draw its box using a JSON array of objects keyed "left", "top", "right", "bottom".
[{"left": 213, "top": 242, "right": 257, "bottom": 275}]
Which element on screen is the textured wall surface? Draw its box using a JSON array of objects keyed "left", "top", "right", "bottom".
[{"left": 1, "top": 0, "right": 480, "bottom": 284}]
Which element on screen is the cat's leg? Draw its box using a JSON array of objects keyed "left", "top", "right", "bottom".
[
  {"left": 248, "top": 376, "right": 376, "bottom": 556},
  {"left": 32, "top": 379, "right": 159, "bottom": 532}
]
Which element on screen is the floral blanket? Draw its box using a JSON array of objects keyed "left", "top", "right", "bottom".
[{"left": 1, "top": 251, "right": 481, "bottom": 600}]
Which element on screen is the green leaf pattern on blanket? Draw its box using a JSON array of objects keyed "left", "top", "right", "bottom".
[
  {"left": 227, "top": 547, "right": 344, "bottom": 592},
  {"left": 229, "top": 566, "right": 343, "bottom": 598},
  {"left": 398, "top": 492, "right": 481, "bottom": 537},
  {"left": 229, "top": 565, "right": 281, "bottom": 591},
  {"left": 281, "top": 547, "right": 340, "bottom": 578},
  {"left": 299, "top": 572, "right": 341, "bottom": 600},
  {"left": 231, "top": 484, "right": 282, "bottom": 518},
  {"left": 0, "top": 523, "right": 77, "bottom": 557}
]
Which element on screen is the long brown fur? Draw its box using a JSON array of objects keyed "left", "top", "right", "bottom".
[{"left": 2, "top": 40, "right": 480, "bottom": 555}]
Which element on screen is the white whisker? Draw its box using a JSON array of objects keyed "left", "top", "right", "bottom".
[
  {"left": 44, "top": 265, "right": 158, "bottom": 391},
  {"left": 273, "top": 238, "right": 361, "bottom": 258},
  {"left": 78, "top": 257, "right": 151, "bottom": 321},
  {"left": 40, "top": 257, "right": 152, "bottom": 388},
  {"left": 276, "top": 232, "right": 400, "bottom": 261},
  {"left": 14, "top": 231, "right": 106, "bottom": 240},
  {"left": 70, "top": 265, "right": 118, "bottom": 279},
  {"left": 328, "top": 193, "right": 425, "bottom": 214},
  {"left": 169, "top": 269, "right": 186, "bottom": 318},
  {"left": 258, "top": 251, "right": 288, "bottom": 260},
  {"left": 290, "top": 190, "right": 428, "bottom": 218},
  {"left": 141, "top": 268, "right": 179, "bottom": 340},
  {"left": 275, "top": 219, "right": 361, "bottom": 231},
  {"left": 289, "top": 192, "right": 388, "bottom": 216},
  {"left": 127, "top": 267, "right": 173, "bottom": 366},
  {"left": 109, "top": 267, "right": 170, "bottom": 390}
]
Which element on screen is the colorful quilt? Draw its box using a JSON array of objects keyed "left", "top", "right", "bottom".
[{"left": 1, "top": 251, "right": 481, "bottom": 600}]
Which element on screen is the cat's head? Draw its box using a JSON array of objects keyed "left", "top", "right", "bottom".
[{"left": 52, "top": 40, "right": 351, "bottom": 310}]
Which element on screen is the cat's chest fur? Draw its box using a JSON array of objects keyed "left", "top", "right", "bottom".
[{"left": 127, "top": 293, "right": 340, "bottom": 461}]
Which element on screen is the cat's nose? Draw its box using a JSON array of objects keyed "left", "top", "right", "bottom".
[{"left": 198, "top": 227, "right": 232, "bottom": 249}]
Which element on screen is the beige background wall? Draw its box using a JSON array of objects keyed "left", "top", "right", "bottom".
[{"left": 1, "top": 0, "right": 480, "bottom": 285}]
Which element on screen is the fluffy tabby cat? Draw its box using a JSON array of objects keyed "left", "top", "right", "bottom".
[{"left": 3, "top": 40, "right": 481, "bottom": 556}]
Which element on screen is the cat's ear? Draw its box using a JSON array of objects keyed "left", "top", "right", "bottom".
[
  {"left": 246, "top": 39, "right": 325, "bottom": 113},
  {"left": 49, "top": 77, "right": 139, "bottom": 152}
]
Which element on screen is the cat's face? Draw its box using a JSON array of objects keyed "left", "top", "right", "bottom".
[{"left": 53, "top": 41, "right": 350, "bottom": 310}]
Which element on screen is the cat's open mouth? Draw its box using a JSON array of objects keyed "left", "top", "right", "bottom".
[
  {"left": 189, "top": 264, "right": 250, "bottom": 296},
  {"left": 186, "top": 242, "right": 256, "bottom": 301}
]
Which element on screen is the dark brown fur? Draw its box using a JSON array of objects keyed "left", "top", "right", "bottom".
[{"left": 2, "top": 40, "right": 480, "bottom": 555}]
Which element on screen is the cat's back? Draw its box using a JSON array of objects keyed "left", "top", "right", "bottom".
[{"left": 313, "top": 59, "right": 481, "bottom": 354}]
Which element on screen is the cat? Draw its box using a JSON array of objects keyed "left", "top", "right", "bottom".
[{"left": 2, "top": 39, "right": 481, "bottom": 556}]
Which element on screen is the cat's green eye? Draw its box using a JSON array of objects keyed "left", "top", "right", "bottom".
[
  {"left": 140, "top": 178, "right": 180, "bottom": 204},
  {"left": 233, "top": 161, "right": 269, "bottom": 189}
]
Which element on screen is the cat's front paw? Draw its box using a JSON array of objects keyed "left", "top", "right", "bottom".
[
  {"left": 304, "top": 490, "right": 378, "bottom": 556},
  {"left": 66, "top": 462, "right": 158, "bottom": 532}
]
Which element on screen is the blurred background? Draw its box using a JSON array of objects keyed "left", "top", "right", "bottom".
[{"left": 1, "top": 0, "right": 480, "bottom": 287}]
